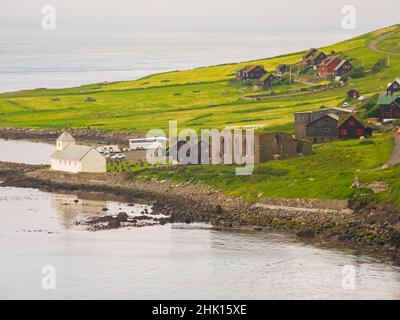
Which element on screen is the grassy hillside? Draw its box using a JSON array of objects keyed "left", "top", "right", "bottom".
[
  {"left": 1, "top": 24, "right": 399, "bottom": 133},
  {"left": 139, "top": 132, "right": 394, "bottom": 202},
  {"left": 2, "top": 24, "right": 400, "bottom": 203}
]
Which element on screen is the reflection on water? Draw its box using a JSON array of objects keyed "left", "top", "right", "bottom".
[
  {"left": 0, "top": 139, "right": 54, "bottom": 165},
  {"left": 1, "top": 186, "right": 400, "bottom": 300}
]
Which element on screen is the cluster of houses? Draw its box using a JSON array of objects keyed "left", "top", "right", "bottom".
[
  {"left": 234, "top": 48, "right": 353, "bottom": 90},
  {"left": 294, "top": 107, "right": 371, "bottom": 143},
  {"left": 235, "top": 65, "right": 276, "bottom": 89},
  {"left": 294, "top": 77, "right": 400, "bottom": 143},
  {"left": 303, "top": 48, "right": 353, "bottom": 78}
]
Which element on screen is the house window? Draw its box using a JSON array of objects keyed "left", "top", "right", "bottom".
[
  {"left": 356, "top": 129, "right": 364, "bottom": 136},
  {"left": 348, "top": 119, "right": 355, "bottom": 126},
  {"left": 324, "top": 128, "right": 331, "bottom": 133},
  {"left": 340, "top": 129, "right": 348, "bottom": 136}
]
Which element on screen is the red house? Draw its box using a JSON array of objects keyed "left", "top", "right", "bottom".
[
  {"left": 338, "top": 115, "right": 371, "bottom": 139},
  {"left": 318, "top": 57, "right": 352, "bottom": 77}
]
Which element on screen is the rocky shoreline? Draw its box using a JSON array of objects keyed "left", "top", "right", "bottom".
[
  {"left": 1, "top": 161, "right": 400, "bottom": 263},
  {"left": 0, "top": 126, "right": 139, "bottom": 146}
]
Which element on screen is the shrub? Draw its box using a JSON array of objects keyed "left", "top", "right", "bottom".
[
  {"left": 84, "top": 97, "right": 96, "bottom": 102},
  {"left": 371, "top": 58, "right": 387, "bottom": 73},
  {"left": 348, "top": 66, "right": 365, "bottom": 78}
]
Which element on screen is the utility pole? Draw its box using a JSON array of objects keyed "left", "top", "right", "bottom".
[{"left": 289, "top": 67, "right": 292, "bottom": 85}]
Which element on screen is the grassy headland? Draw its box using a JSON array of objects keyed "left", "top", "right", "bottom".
[{"left": 1, "top": 24, "right": 400, "bottom": 204}]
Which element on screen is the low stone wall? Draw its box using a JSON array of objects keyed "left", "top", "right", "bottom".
[{"left": 257, "top": 198, "right": 349, "bottom": 211}]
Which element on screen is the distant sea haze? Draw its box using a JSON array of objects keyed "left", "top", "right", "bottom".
[{"left": 0, "top": 29, "right": 363, "bottom": 93}]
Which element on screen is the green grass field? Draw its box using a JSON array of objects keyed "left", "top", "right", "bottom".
[
  {"left": 1, "top": 24, "right": 399, "bottom": 133},
  {"left": 2, "top": 24, "right": 400, "bottom": 203},
  {"left": 139, "top": 133, "right": 395, "bottom": 203}
]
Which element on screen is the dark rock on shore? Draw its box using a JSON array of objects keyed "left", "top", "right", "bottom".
[
  {"left": 117, "top": 212, "right": 129, "bottom": 221},
  {"left": 108, "top": 220, "right": 121, "bottom": 229},
  {"left": 296, "top": 229, "right": 316, "bottom": 238}
]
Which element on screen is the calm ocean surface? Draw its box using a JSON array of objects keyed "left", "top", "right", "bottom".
[
  {"left": 1, "top": 140, "right": 400, "bottom": 299},
  {"left": 4, "top": 29, "right": 399, "bottom": 300},
  {"left": 0, "top": 29, "right": 362, "bottom": 93}
]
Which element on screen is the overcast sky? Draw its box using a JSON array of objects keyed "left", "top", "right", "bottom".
[{"left": 0, "top": 0, "right": 399, "bottom": 32}]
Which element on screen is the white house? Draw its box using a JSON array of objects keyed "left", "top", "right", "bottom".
[
  {"left": 51, "top": 132, "right": 106, "bottom": 173},
  {"left": 129, "top": 136, "right": 167, "bottom": 150}
]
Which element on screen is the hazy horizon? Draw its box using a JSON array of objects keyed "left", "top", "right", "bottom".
[{"left": 1, "top": 0, "right": 399, "bottom": 33}]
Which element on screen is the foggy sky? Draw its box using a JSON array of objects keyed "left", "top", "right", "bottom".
[{"left": 0, "top": 0, "right": 399, "bottom": 32}]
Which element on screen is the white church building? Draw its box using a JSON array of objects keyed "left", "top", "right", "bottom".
[{"left": 51, "top": 132, "right": 106, "bottom": 173}]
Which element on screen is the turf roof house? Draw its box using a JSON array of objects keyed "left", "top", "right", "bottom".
[
  {"left": 303, "top": 48, "right": 327, "bottom": 66},
  {"left": 51, "top": 132, "right": 106, "bottom": 174},
  {"left": 377, "top": 96, "right": 400, "bottom": 122},
  {"left": 258, "top": 73, "right": 276, "bottom": 90},
  {"left": 236, "top": 65, "right": 267, "bottom": 82},
  {"left": 386, "top": 78, "right": 400, "bottom": 96}
]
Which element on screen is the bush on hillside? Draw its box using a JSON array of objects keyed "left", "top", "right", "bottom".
[
  {"left": 84, "top": 97, "right": 96, "bottom": 102},
  {"left": 348, "top": 66, "right": 366, "bottom": 78},
  {"left": 371, "top": 58, "right": 387, "bottom": 73}
]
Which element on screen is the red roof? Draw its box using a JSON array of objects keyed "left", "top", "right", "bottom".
[{"left": 319, "top": 56, "right": 342, "bottom": 69}]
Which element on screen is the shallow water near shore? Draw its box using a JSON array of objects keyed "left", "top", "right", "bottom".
[
  {"left": 0, "top": 139, "right": 53, "bottom": 165},
  {"left": 1, "top": 186, "right": 400, "bottom": 300}
]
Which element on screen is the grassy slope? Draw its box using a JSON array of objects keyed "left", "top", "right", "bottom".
[
  {"left": 140, "top": 132, "right": 394, "bottom": 203},
  {"left": 1, "top": 25, "right": 399, "bottom": 133},
  {"left": 1, "top": 24, "right": 400, "bottom": 202}
]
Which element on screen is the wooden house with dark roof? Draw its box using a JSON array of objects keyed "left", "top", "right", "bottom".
[
  {"left": 304, "top": 51, "right": 327, "bottom": 67},
  {"left": 236, "top": 65, "right": 267, "bottom": 81},
  {"left": 277, "top": 64, "right": 289, "bottom": 75},
  {"left": 305, "top": 113, "right": 340, "bottom": 143},
  {"left": 258, "top": 73, "right": 276, "bottom": 90},
  {"left": 338, "top": 115, "right": 371, "bottom": 139},
  {"left": 377, "top": 95, "right": 400, "bottom": 122},
  {"left": 303, "top": 112, "right": 370, "bottom": 143},
  {"left": 386, "top": 78, "right": 400, "bottom": 96},
  {"left": 303, "top": 48, "right": 318, "bottom": 62}
]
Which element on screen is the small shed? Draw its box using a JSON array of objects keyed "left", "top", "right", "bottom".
[{"left": 347, "top": 90, "right": 360, "bottom": 99}]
